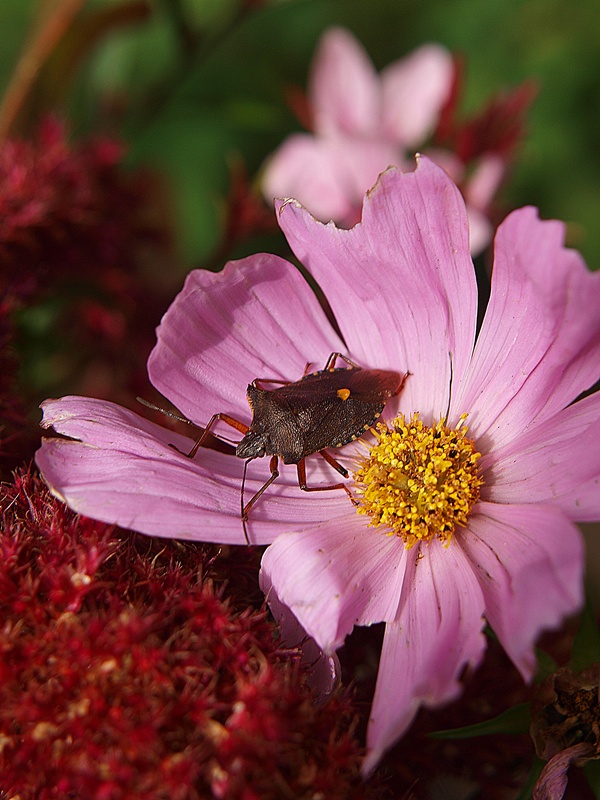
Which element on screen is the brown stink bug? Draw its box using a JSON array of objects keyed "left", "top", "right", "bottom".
[{"left": 141, "top": 353, "right": 407, "bottom": 542}]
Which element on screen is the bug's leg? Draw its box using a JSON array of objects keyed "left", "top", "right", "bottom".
[
  {"left": 185, "top": 413, "right": 249, "bottom": 459},
  {"left": 252, "top": 377, "right": 293, "bottom": 389},
  {"left": 241, "top": 455, "right": 280, "bottom": 524},
  {"left": 139, "top": 399, "right": 246, "bottom": 459},
  {"left": 318, "top": 449, "right": 348, "bottom": 478},
  {"left": 252, "top": 360, "right": 324, "bottom": 382},
  {"left": 296, "top": 458, "right": 353, "bottom": 501},
  {"left": 312, "top": 455, "right": 358, "bottom": 506},
  {"left": 240, "top": 459, "right": 252, "bottom": 545},
  {"left": 324, "top": 352, "right": 361, "bottom": 371}
]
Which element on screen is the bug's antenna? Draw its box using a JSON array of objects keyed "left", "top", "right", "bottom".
[
  {"left": 136, "top": 396, "right": 194, "bottom": 427},
  {"left": 241, "top": 458, "right": 251, "bottom": 545}
]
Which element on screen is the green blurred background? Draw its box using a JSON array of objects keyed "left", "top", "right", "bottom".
[{"left": 2, "top": 0, "right": 599, "bottom": 271}]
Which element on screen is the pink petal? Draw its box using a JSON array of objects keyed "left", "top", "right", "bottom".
[
  {"left": 380, "top": 44, "right": 453, "bottom": 146},
  {"left": 309, "top": 27, "right": 381, "bottom": 137},
  {"left": 482, "top": 391, "right": 600, "bottom": 521},
  {"left": 363, "top": 540, "right": 486, "bottom": 775},
  {"left": 265, "top": 580, "right": 340, "bottom": 698},
  {"left": 260, "top": 516, "right": 408, "bottom": 653},
  {"left": 451, "top": 207, "right": 600, "bottom": 452},
  {"left": 533, "top": 744, "right": 594, "bottom": 800},
  {"left": 261, "top": 132, "right": 401, "bottom": 225},
  {"left": 463, "top": 154, "right": 505, "bottom": 212},
  {"left": 147, "top": 254, "right": 344, "bottom": 429},
  {"left": 424, "top": 147, "right": 464, "bottom": 183},
  {"left": 420, "top": 148, "right": 494, "bottom": 254},
  {"left": 35, "top": 397, "right": 352, "bottom": 545},
  {"left": 277, "top": 158, "right": 477, "bottom": 423},
  {"left": 460, "top": 502, "right": 584, "bottom": 680},
  {"left": 262, "top": 134, "right": 359, "bottom": 223},
  {"left": 466, "top": 205, "right": 493, "bottom": 257}
]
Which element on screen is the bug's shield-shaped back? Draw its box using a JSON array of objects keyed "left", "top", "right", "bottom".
[{"left": 247, "top": 368, "right": 403, "bottom": 463}]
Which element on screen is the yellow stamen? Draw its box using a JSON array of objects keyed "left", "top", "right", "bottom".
[{"left": 352, "top": 413, "right": 482, "bottom": 549}]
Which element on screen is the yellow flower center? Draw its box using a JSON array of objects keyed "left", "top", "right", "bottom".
[{"left": 352, "top": 413, "right": 482, "bottom": 549}]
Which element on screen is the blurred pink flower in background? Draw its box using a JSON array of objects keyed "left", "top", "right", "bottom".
[
  {"left": 37, "top": 158, "right": 600, "bottom": 773},
  {"left": 262, "top": 28, "right": 452, "bottom": 228},
  {"left": 261, "top": 27, "right": 528, "bottom": 254}
]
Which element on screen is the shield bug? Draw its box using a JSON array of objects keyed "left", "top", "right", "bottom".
[{"left": 141, "top": 353, "right": 407, "bottom": 542}]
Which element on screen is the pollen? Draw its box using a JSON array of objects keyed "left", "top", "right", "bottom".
[
  {"left": 352, "top": 413, "right": 482, "bottom": 549},
  {"left": 337, "top": 388, "right": 351, "bottom": 401}
]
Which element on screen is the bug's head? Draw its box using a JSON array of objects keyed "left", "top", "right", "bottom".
[{"left": 236, "top": 429, "right": 267, "bottom": 460}]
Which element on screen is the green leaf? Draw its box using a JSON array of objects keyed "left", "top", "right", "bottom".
[
  {"left": 127, "top": 114, "right": 236, "bottom": 265},
  {"left": 535, "top": 648, "right": 559, "bottom": 682},
  {"left": 429, "top": 702, "right": 531, "bottom": 739},
  {"left": 585, "top": 759, "right": 600, "bottom": 799},
  {"left": 514, "top": 757, "right": 545, "bottom": 800},
  {"left": 570, "top": 597, "right": 600, "bottom": 672}
]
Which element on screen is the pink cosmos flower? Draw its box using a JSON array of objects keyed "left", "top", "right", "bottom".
[
  {"left": 261, "top": 27, "right": 502, "bottom": 254},
  {"left": 36, "top": 158, "right": 600, "bottom": 773}
]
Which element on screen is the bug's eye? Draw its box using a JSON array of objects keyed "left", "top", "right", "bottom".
[{"left": 236, "top": 431, "right": 266, "bottom": 460}]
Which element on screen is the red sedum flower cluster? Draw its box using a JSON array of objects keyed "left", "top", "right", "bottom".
[
  {"left": 0, "top": 118, "right": 166, "bottom": 475},
  {"left": 0, "top": 468, "right": 371, "bottom": 800},
  {"left": 0, "top": 116, "right": 150, "bottom": 298}
]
